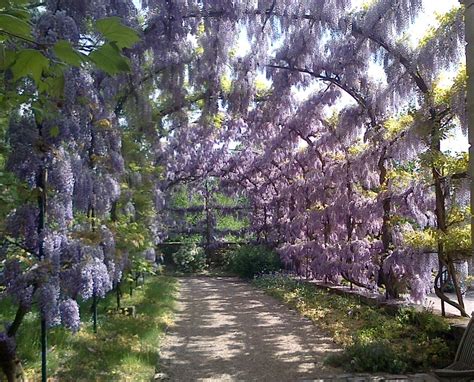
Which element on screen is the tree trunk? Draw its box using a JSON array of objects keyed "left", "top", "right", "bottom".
[
  {"left": 431, "top": 110, "right": 468, "bottom": 316},
  {"left": 116, "top": 281, "right": 121, "bottom": 309},
  {"left": 0, "top": 305, "right": 28, "bottom": 381},
  {"left": 376, "top": 148, "right": 401, "bottom": 299},
  {"left": 434, "top": 261, "right": 469, "bottom": 316},
  {"left": 0, "top": 349, "right": 23, "bottom": 382}
]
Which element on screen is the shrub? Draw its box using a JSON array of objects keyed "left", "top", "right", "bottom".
[
  {"left": 327, "top": 333, "right": 452, "bottom": 373},
  {"left": 228, "top": 244, "right": 281, "bottom": 278},
  {"left": 396, "top": 308, "right": 450, "bottom": 337},
  {"left": 205, "top": 245, "right": 236, "bottom": 268},
  {"left": 328, "top": 340, "right": 408, "bottom": 374},
  {"left": 172, "top": 244, "right": 207, "bottom": 273}
]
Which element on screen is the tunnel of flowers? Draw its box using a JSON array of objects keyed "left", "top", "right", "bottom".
[{"left": 0, "top": 0, "right": 473, "bottom": 380}]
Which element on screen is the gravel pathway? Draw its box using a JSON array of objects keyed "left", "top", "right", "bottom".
[{"left": 159, "top": 276, "right": 342, "bottom": 381}]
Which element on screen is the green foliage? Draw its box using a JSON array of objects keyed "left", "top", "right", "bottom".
[
  {"left": 433, "top": 66, "right": 466, "bottom": 107},
  {"left": 361, "top": 0, "right": 377, "bottom": 11},
  {"left": 53, "top": 40, "right": 85, "bottom": 67},
  {"left": 404, "top": 221, "right": 471, "bottom": 257},
  {"left": 228, "top": 244, "right": 281, "bottom": 278},
  {"left": 114, "top": 217, "right": 153, "bottom": 252},
  {"left": 11, "top": 48, "right": 49, "bottom": 84},
  {"left": 347, "top": 141, "right": 368, "bottom": 156},
  {"left": 114, "top": 125, "right": 163, "bottom": 282},
  {"left": 215, "top": 214, "right": 248, "bottom": 231},
  {"left": 172, "top": 243, "right": 207, "bottom": 273},
  {"left": 213, "top": 192, "right": 247, "bottom": 207},
  {"left": 184, "top": 211, "right": 205, "bottom": 225},
  {"left": 419, "top": 151, "right": 468, "bottom": 177},
  {"left": 442, "top": 224, "right": 471, "bottom": 256},
  {"left": 444, "top": 152, "right": 468, "bottom": 177},
  {"left": 0, "top": 172, "right": 31, "bottom": 230},
  {"left": 129, "top": 255, "right": 155, "bottom": 280},
  {"left": 255, "top": 78, "right": 272, "bottom": 100},
  {"left": 329, "top": 340, "right": 408, "bottom": 373},
  {"left": 396, "top": 308, "right": 450, "bottom": 336},
  {"left": 220, "top": 75, "right": 232, "bottom": 94},
  {"left": 95, "top": 17, "right": 140, "bottom": 49},
  {"left": 397, "top": 158, "right": 469, "bottom": 262},
  {"left": 0, "top": 13, "right": 31, "bottom": 40},
  {"left": 89, "top": 43, "right": 131, "bottom": 75},
  {"left": 112, "top": 215, "right": 155, "bottom": 284},
  {"left": 404, "top": 229, "right": 437, "bottom": 252},
  {"left": 0, "top": 276, "right": 178, "bottom": 380},
  {"left": 222, "top": 233, "right": 244, "bottom": 243},
  {"left": 0, "top": 6, "right": 139, "bottom": 96},
  {"left": 419, "top": 6, "right": 461, "bottom": 48},
  {"left": 170, "top": 234, "right": 202, "bottom": 244},
  {"left": 383, "top": 114, "right": 414, "bottom": 140},
  {"left": 169, "top": 185, "right": 204, "bottom": 208}
]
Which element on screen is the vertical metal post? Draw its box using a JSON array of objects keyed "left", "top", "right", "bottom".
[
  {"left": 116, "top": 281, "right": 121, "bottom": 309},
  {"left": 440, "top": 260, "right": 446, "bottom": 316},
  {"left": 93, "top": 292, "right": 98, "bottom": 334},
  {"left": 205, "top": 179, "right": 211, "bottom": 251},
  {"left": 41, "top": 318, "right": 47, "bottom": 382}
]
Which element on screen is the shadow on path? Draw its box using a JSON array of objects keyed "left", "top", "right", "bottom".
[{"left": 159, "top": 277, "right": 341, "bottom": 381}]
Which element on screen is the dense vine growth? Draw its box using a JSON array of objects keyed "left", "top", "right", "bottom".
[{"left": 0, "top": 0, "right": 471, "bottom": 380}]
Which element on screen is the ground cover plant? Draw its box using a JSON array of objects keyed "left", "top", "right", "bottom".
[
  {"left": 0, "top": 276, "right": 177, "bottom": 381},
  {"left": 254, "top": 274, "right": 457, "bottom": 373}
]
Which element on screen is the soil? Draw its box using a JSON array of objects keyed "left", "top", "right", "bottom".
[{"left": 159, "top": 276, "right": 342, "bottom": 381}]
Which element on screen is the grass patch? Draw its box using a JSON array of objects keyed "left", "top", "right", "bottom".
[
  {"left": 0, "top": 276, "right": 178, "bottom": 381},
  {"left": 253, "top": 273, "right": 456, "bottom": 374}
]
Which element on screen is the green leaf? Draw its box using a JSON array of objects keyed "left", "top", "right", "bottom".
[
  {"left": 11, "top": 49, "right": 49, "bottom": 84},
  {"left": 39, "top": 73, "right": 65, "bottom": 98},
  {"left": 89, "top": 43, "right": 130, "bottom": 75},
  {"left": 0, "top": 13, "right": 31, "bottom": 39},
  {"left": 53, "top": 40, "right": 84, "bottom": 67},
  {"left": 50, "top": 125, "right": 60, "bottom": 138},
  {"left": 31, "top": 105, "right": 45, "bottom": 123},
  {"left": 95, "top": 17, "right": 139, "bottom": 49},
  {"left": 3, "top": 8, "right": 30, "bottom": 20},
  {"left": 0, "top": 44, "right": 5, "bottom": 68},
  {"left": 0, "top": 47, "right": 15, "bottom": 70},
  {"left": 14, "top": 0, "right": 32, "bottom": 4}
]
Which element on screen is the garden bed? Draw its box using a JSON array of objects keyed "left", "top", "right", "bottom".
[
  {"left": 0, "top": 276, "right": 178, "bottom": 381},
  {"left": 253, "top": 273, "right": 458, "bottom": 374}
]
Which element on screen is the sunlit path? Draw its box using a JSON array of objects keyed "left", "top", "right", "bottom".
[{"left": 159, "top": 277, "right": 341, "bottom": 381}]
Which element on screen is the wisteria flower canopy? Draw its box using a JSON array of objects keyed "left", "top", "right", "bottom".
[{"left": 0, "top": 0, "right": 471, "bottom": 379}]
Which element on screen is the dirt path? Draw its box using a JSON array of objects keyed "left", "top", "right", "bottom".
[{"left": 159, "top": 277, "right": 342, "bottom": 381}]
